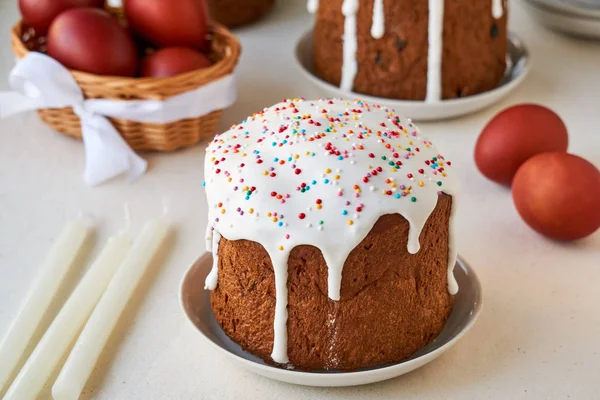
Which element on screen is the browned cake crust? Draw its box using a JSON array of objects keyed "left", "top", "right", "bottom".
[
  {"left": 312, "top": 0, "right": 507, "bottom": 100},
  {"left": 210, "top": 194, "right": 454, "bottom": 370},
  {"left": 207, "top": 0, "right": 275, "bottom": 28}
]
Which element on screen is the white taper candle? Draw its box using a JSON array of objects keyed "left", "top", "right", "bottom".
[
  {"left": 0, "top": 219, "right": 91, "bottom": 394},
  {"left": 3, "top": 231, "right": 131, "bottom": 400},
  {"left": 52, "top": 218, "right": 169, "bottom": 400}
]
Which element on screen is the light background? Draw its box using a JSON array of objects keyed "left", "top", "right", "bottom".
[{"left": 0, "top": 0, "right": 599, "bottom": 398}]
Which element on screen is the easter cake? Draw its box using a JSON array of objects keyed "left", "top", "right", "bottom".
[
  {"left": 308, "top": 0, "right": 508, "bottom": 101},
  {"left": 203, "top": 98, "right": 459, "bottom": 370},
  {"left": 207, "top": 0, "right": 275, "bottom": 28}
]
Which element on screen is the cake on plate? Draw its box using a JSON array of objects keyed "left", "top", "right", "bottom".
[
  {"left": 203, "top": 98, "right": 459, "bottom": 370},
  {"left": 308, "top": 0, "right": 508, "bottom": 101}
]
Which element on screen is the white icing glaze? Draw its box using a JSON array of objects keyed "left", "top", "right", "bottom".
[
  {"left": 340, "top": 0, "right": 359, "bottom": 91},
  {"left": 447, "top": 207, "right": 459, "bottom": 295},
  {"left": 204, "top": 229, "right": 220, "bottom": 290},
  {"left": 205, "top": 223, "right": 213, "bottom": 252},
  {"left": 371, "top": 0, "right": 385, "bottom": 39},
  {"left": 204, "top": 98, "right": 459, "bottom": 364},
  {"left": 307, "top": 0, "right": 319, "bottom": 14},
  {"left": 426, "top": 0, "right": 444, "bottom": 103},
  {"left": 492, "top": 0, "right": 504, "bottom": 19},
  {"left": 269, "top": 248, "right": 289, "bottom": 363}
]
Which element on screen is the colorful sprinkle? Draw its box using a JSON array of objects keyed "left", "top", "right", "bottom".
[{"left": 204, "top": 98, "right": 455, "bottom": 253}]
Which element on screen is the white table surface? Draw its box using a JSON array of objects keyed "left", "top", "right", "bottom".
[{"left": 1, "top": 1, "right": 599, "bottom": 399}]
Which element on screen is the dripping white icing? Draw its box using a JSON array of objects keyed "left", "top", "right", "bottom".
[
  {"left": 203, "top": 98, "right": 460, "bottom": 364},
  {"left": 268, "top": 248, "right": 289, "bottom": 363},
  {"left": 324, "top": 247, "right": 353, "bottom": 301},
  {"left": 426, "top": 0, "right": 444, "bottom": 102},
  {"left": 205, "top": 224, "right": 213, "bottom": 252},
  {"left": 371, "top": 0, "right": 385, "bottom": 39},
  {"left": 204, "top": 229, "right": 221, "bottom": 290},
  {"left": 307, "top": 0, "right": 319, "bottom": 14},
  {"left": 407, "top": 220, "right": 424, "bottom": 254},
  {"left": 447, "top": 204, "right": 459, "bottom": 295},
  {"left": 340, "top": 0, "right": 359, "bottom": 91},
  {"left": 492, "top": 0, "right": 504, "bottom": 19}
]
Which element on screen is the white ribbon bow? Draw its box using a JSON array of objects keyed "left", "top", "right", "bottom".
[{"left": 0, "top": 52, "right": 236, "bottom": 186}]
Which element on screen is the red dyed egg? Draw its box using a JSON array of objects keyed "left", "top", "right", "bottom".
[
  {"left": 123, "top": 0, "right": 210, "bottom": 50},
  {"left": 475, "top": 104, "right": 569, "bottom": 186},
  {"left": 141, "top": 47, "right": 212, "bottom": 78},
  {"left": 47, "top": 8, "right": 139, "bottom": 77},
  {"left": 18, "top": 0, "right": 104, "bottom": 34},
  {"left": 512, "top": 153, "right": 600, "bottom": 241}
]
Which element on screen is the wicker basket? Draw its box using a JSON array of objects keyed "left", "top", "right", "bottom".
[{"left": 10, "top": 21, "right": 241, "bottom": 152}]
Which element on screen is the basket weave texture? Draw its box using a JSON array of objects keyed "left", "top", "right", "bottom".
[{"left": 10, "top": 20, "right": 241, "bottom": 152}]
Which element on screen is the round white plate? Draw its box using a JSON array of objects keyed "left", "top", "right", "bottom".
[
  {"left": 528, "top": 0, "right": 600, "bottom": 19},
  {"left": 293, "top": 30, "right": 530, "bottom": 122},
  {"left": 524, "top": 0, "right": 600, "bottom": 39},
  {"left": 180, "top": 254, "right": 483, "bottom": 387}
]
